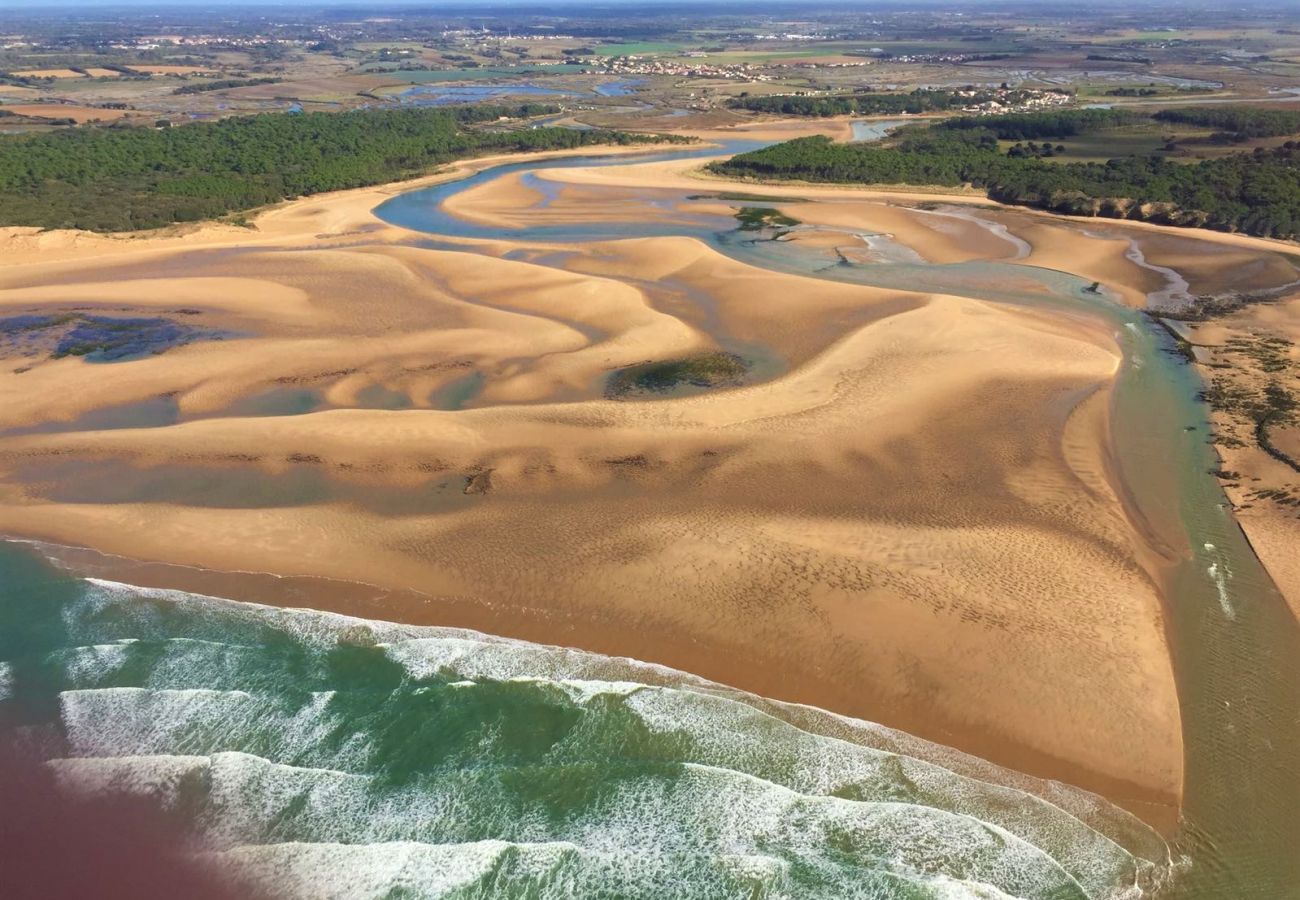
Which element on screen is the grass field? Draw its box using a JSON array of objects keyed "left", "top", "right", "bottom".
[
  {"left": 593, "top": 42, "right": 686, "bottom": 57},
  {"left": 999, "top": 120, "right": 1300, "bottom": 165},
  {"left": 132, "top": 65, "right": 214, "bottom": 75},
  {"left": 0, "top": 103, "right": 134, "bottom": 123},
  {"left": 13, "top": 68, "right": 86, "bottom": 79},
  {"left": 1001, "top": 130, "right": 1171, "bottom": 163}
]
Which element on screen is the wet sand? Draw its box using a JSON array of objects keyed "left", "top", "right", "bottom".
[
  {"left": 1176, "top": 292, "right": 1300, "bottom": 619},
  {"left": 3, "top": 123, "right": 1296, "bottom": 830}
]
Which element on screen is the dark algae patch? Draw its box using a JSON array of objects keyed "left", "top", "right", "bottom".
[
  {"left": 734, "top": 206, "right": 800, "bottom": 232},
  {"left": 606, "top": 352, "right": 749, "bottom": 399},
  {"left": 687, "top": 192, "right": 809, "bottom": 204},
  {"left": 1196, "top": 330, "right": 1298, "bottom": 470},
  {"left": 0, "top": 312, "right": 227, "bottom": 363}
]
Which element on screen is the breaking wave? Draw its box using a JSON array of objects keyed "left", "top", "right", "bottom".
[{"left": 0, "top": 558, "right": 1174, "bottom": 899}]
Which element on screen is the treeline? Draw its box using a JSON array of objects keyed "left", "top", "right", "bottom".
[
  {"left": 937, "top": 108, "right": 1141, "bottom": 140},
  {"left": 709, "top": 130, "right": 1300, "bottom": 239},
  {"left": 0, "top": 105, "right": 683, "bottom": 232},
  {"left": 1153, "top": 106, "right": 1300, "bottom": 140},
  {"left": 173, "top": 77, "right": 283, "bottom": 95},
  {"left": 728, "top": 89, "right": 979, "bottom": 118},
  {"left": 1086, "top": 53, "right": 1152, "bottom": 65}
]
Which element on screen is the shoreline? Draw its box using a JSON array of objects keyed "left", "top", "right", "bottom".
[
  {"left": 515, "top": 153, "right": 1300, "bottom": 628},
  {"left": 6, "top": 119, "right": 1297, "bottom": 838},
  {"left": 0, "top": 142, "right": 695, "bottom": 270},
  {"left": 7, "top": 533, "right": 1183, "bottom": 833}
]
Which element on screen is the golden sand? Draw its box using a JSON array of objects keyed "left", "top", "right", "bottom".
[
  {"left": 2, "top": 126, "right": 1296, "bottom": 826},
  {"left": 1185, "top": 291, "right": 1300, "bottom": 619}
]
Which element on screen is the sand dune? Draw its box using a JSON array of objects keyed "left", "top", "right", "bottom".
[
  {"left": 0, "top": 231, "right": 1183, "bottom": 822},
  {"left": 7, "top": 134, "right": 1298, "bottom": 829}
]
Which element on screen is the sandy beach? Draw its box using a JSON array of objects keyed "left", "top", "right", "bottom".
[{"left": 3, "top": 120, "right": 1297, "bottom": 831}]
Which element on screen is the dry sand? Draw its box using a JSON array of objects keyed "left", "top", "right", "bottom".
[{"left": 5, "top": 129, "right": 1296, "bottom": 828}]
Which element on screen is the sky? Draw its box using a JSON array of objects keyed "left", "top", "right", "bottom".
[{"left": 6, "top": 0, "right": 1295, "bottom": 10}]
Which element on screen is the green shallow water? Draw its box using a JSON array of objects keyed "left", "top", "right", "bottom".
[
  {"left": 0, "top": 543, "right": 1171, "bottom": 899},
  {"left": 713, "top": 245, "right": 1300, "bottom": 899},
  {"left": 379, "top": 146, "right": 1300, "bottom": 896}
]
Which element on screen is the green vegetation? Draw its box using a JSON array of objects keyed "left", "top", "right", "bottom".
[
  {"left": 1153, "top": 106, "right": 1300, "bottom": 141},
  {"left": 593, "top": 42, "right": 684, "bottom": 57},
  {"left": 937, "top": 108, "right": 1141, "bottom": 140},
  {"left": 710, "top": 111, "right": 1300, "bottom": 239},
  {"left": 1006, "top": 141, "right": 1066, "bottom": 159},
  {"left": 173, "top": 76, "right": 283, "bottom": 95},
  {"left": 606, "top": 352, "right": 748, "bottom": 398},
  {"left": 727, "top": 88, "right": 1018, "bottom": 118},
  {"left": 687, "top": 192, "right": 808, "bottom": 203},
  {"left": 0, "top": 105, "right": 684, "bottom": 231},
  {"left": 734, "top": 206, "right": 799, "bottom": 230}
]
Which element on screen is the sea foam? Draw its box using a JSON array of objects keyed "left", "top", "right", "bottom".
[{"left": 4, "top": 574, "right": 1175, "bottom": 899}]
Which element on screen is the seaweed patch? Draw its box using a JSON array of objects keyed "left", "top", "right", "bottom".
[{"left": 0, "top": 312, "right": 231, "bottom": 363}]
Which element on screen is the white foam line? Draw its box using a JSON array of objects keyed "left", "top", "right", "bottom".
[
  {"left": 21, "top": 556, "right": 1171, "bottom": 888},
  {"left": 74, "top": 578, "right": 1158, "bottom": 863},
  {"left": 911, "top": 207, "right": 1032, "bottom": 260},
  {"left": 1122, "top": 239, "right": 1192, "bottom": 308},
  {"left": 672, "top": 761, "right": 1093, "bottom": 898},
  {"left": 204, "top": 840, "right": 1031, "bottom": 900},
  {"left": 856, "top": 232, "right": 927, "bottom": 264},
  {"left": 1207, "top": 561, "right": 1235, "bottom": 620},
  {"left": 680, "top": 684, "right": 1141, "bottom": 839}
]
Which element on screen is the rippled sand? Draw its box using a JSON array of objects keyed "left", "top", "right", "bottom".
[{"left": 3, "top": 128, "right": 1296, "bottom": 827}]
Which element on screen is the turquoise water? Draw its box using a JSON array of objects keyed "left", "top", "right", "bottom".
[{"left": 0, "top": 543, "right": 1170, "bottom": 899}]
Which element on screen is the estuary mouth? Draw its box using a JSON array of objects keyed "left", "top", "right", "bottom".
[{"left": 4, "top": 14, "right": 1300, "bottom": 897}]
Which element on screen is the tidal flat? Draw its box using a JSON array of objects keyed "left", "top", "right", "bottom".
[{"left": 1, "top": 120, "right": 1298, "bottom": 898}]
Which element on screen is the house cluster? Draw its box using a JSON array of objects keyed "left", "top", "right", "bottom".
[
  {"left": 599, "top": 56, "right": 775, "bottom": 81},
  {"left": 880, "top": 53, "right": 1005, "bottom": 64},
  {"left": 753, "top": 33, "right": 827, "bottom": 41},
  {"left": 105, "top": 35, "right": 294, "bottom": 51},
  {"left": 954, "top": 88, "right": 1072, "bottom": 114}
]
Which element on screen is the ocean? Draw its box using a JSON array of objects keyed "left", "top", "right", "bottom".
[{"left": 0, "top": 541, "right": 1170, "bottom": 899}]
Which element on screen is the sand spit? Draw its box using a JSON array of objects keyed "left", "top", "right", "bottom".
[{"left": 2, "top": 126, "right": 1295, "bottom": 828}]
